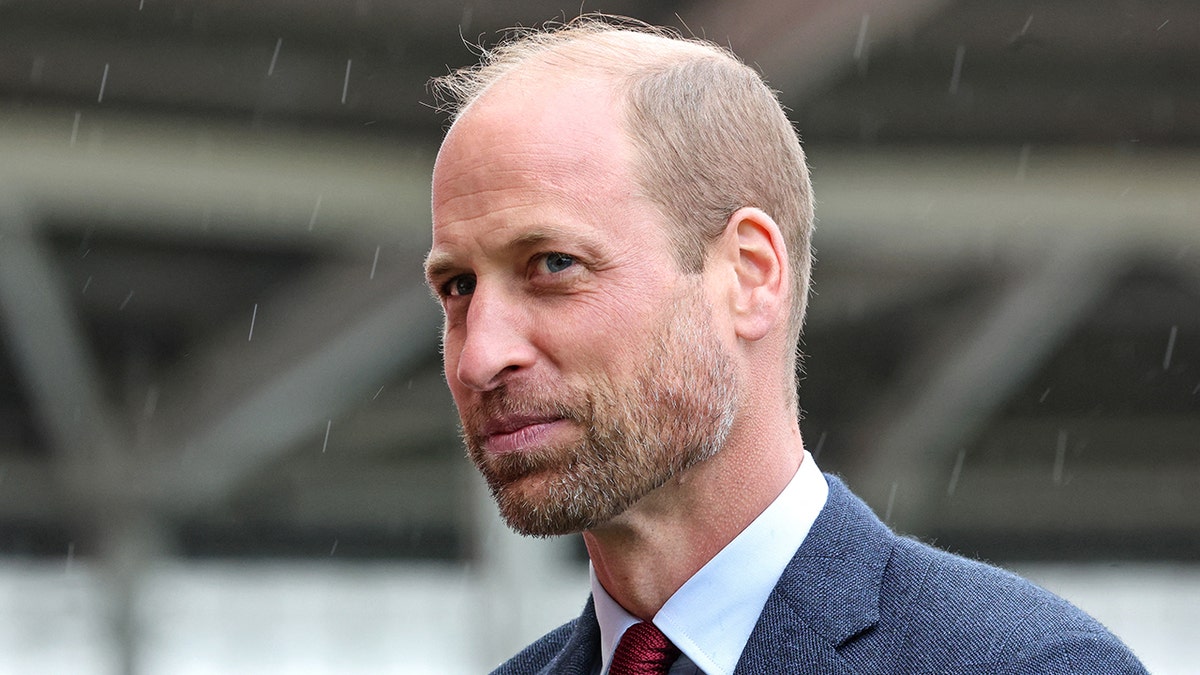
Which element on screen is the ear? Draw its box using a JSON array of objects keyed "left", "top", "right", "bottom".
[{"left": 726, "top": 207, "right": 787, "bottom": 343}]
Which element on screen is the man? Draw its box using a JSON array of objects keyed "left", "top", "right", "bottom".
[{"left": 424, "top": 18, "right": 1146, "bottom": 675}]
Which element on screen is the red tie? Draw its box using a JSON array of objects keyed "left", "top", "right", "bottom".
[{"left": 610, "top": 621, "right": 680, "bottom": 675}]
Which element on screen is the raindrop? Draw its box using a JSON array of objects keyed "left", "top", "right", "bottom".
[
  {"left": 98, "top": 63, "right": 110, "bottom": 103},
  {"left": 341, "top": 59, "right": 352, "bottom": 105},
  {"left": 65, "top": 542, "right": 75, "bottom": 573},
  {"left": 812, "top": 431, "right": 827, "bottom": 460},
  {"left": 329, "top": 538, "right": 339, "bottom": 556},
  {"left": 853, "top": 14, "right": 870, "bottom": 61},
  {"left": 143, "top": 385, "right": 159, "bottom": 419},
  {"left": 372, "top": 385, "right": 385, "bottom": 400},
  {"left": 948, "top": 45, "right": 965, "bottom": 94},
  {"left": 268, "top": 38, "right": 283, "bottom": 76},
  {"left": 82, "top": 275, "right": 93, "bottom": 294},
  {"left": 1053, "top": 430, "right": 1067, "bottom": 484},
  {"left": 248, "top": 303, "right": 258, "bottom": 341},
  {"left": 460, "top": 4, "right": 474, "bottom": 34},
  {"left": 70, "top": 111, "right": 81, "bottom": 147},
  {"left": 946, "top": 448, "right": 965, "bottom": 496},
  {"left": 308, "top": 193, "right": 323, "bottom": 230},
  {"left": 1156, "top": 19, "right": 1170, "bottom": 31},
  {"left": 118, "top": 290, "right": 134, "bottom": 310},
  {"left": 1162, "top": 325, "right": 1178, "bottom": 370},
  {"left": 30, "top": 56, "right": 45, "bottom": 84},
  {"left": 1016, "top": 143, "right": 1031, "bottom": 181},
  {"left": 370, "top": 245, "right": 381, "bottom": 279},
  {"left": 854, "top": 14, "right": 870, "bottom": 76},
  {"left": 321, "top": 419, "right": 332, "bottom": 453},
  {"left": 138, "top": 0, "right": 145, "bottom": 10},
  {"left": 1020, "top": 14, "right": 1033, "bottom": 35},
  {"left": 1038, "top": 387, "right": 1051, "bottom": 403}
]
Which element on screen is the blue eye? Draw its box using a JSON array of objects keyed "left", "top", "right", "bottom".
[
  {"left": 542, "top": 253, "right": 575, "bottom": 273},
  {"left": 445, "top": 275, "right": 476, "bottom": 297}
]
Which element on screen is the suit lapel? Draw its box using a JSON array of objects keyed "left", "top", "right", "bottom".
[
  {"left": 735, "top": 475, "right": 894, "bottom": 674},
  {"left": 537, "top": 598, "right": 601, "bottom": 675}
]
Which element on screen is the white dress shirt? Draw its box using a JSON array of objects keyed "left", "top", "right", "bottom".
[{"left": 591, "top": 451, "right": 829, "bottom": 675}]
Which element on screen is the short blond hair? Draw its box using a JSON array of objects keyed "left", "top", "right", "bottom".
[{"left": 431, "top": 17, "right": 814, "bottom": 398}]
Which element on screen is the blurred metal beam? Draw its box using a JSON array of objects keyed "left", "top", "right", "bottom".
[
  {"left": 0, "top": 111, "right": 432, "bottom": 252},
  {"left": 1, "top": 29, "right": 428, "bottom": 125},
  {"left": 0, "top": 458, "right": 61, "bottom": 521},
  {"left": 0, "top": 196, "right": 156, "bottom": 675},
  {"left": 812, "top": 148, "right": 1200, "bottom": 258},
  {"left": 0, "top": 195, "right": 126, "bottom": 492},
  {"left": 143, "top": 260, "right": 441, "bottom": 513},
  {"left": 97, "top": 510, "right": 171, "bottom": 675},
  {"left": 0, "top": 115, "right": 446, "bottom": 516},
  {"left": 936, "top": 463, "right": 1200, "bottom": 534},
  {"left": 0, "top": 0, "right": 653, "bottom": 56},
  {"left": 849, "top": 243, "right": 1120, "bottom": 533},
  {"left": 0, "top": 454, "right": 468, "bottom": 531},
  {"left": 801, "top": 78, "right": 1200, "bottom": 144},
  {"left": 689, "top": 0, "right": 950, "bottom": 97},
  {"left": 246, "top": 459, "right": 466, "bottom": 531}
]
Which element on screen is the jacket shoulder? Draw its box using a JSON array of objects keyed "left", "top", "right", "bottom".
[
  {"left": 801, "top": 476, "right": 1146, "bottom": 673},
  {"left": 489, "top": 618, "right": 582, "bottom": 675},
  {"left": 878, "top": 536, "right": 1147, "bottom": 673}
]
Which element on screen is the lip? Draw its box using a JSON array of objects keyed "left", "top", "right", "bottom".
[{"left": 482, "top": 414, "right": 570, "bottom": 455}]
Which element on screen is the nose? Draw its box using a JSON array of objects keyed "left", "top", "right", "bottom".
[{"left": 451, "top": 286, "right": 537, "bottom": 392}]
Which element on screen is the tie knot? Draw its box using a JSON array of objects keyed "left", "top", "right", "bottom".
[{"left": 610, "top": 621, "right": 680, "bottom": 675}]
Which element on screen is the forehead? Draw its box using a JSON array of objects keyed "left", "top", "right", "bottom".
[{"left": 430, "top": 73, "right": 641, "bottom": 232}]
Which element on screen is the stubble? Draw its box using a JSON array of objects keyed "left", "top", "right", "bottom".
[{"left": 461, "top": 285, "right": 739, "bottom": 537}]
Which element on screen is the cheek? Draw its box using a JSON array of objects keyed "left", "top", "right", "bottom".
[{"left": 534, "top": 292, "right": 659, "bottom": 370}]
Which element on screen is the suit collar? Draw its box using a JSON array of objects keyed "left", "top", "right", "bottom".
[
  {"left": 736, "top": 475, "right": 894, "bottom": 672},
  {"left": 539, "top": 597, "right": 601, "bottom": 675},
  {"left": 553, "top": 476, "right": 894, "bottom": 674}
]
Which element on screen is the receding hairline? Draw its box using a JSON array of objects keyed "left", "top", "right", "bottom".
[{"left": 432, "top": 22, "right": 741, "bottom": 124}]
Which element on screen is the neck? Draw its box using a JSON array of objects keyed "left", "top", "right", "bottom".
[{"left": 583, "top": 411, "right": 804, "bottom": 620}]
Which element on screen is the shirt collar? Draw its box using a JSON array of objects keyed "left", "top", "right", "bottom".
[{"left": 591, "top": 451, "right": 829, "bottom": 675}]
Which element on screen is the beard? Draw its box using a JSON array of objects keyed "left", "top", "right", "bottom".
[{"left": 460, "top": 284, "right": 739, "bottom": 537}]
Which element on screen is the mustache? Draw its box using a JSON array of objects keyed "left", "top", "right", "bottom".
[{"left": 460, "top": 385, "right": 589, "bottom": 439}]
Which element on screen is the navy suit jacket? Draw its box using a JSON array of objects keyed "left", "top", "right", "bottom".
[{"left": 493, "top": 475, "right": 1147, "bottom": 674}]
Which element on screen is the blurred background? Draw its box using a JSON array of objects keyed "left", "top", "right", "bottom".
[{"left": 0, "top": 0, "right": 1197, "bottom": 672}]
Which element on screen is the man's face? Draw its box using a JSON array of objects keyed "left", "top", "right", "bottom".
[{"left": 426, "top": 78, "right": 738, "bottom": 536}]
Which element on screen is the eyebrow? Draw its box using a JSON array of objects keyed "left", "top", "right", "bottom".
[
  {"left": 508, "top": 226, "right": 576, "bottom": 250},
  {"left": 423, "top": 250, "right": 457, "bottom": 288},
  {"left": 424, "top": 225, "right": 607, "bottom": 287},
  {"left": 510, "top": 226, "right": 609, "bottom": 262}
]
